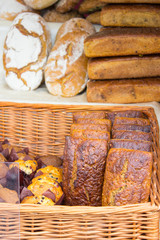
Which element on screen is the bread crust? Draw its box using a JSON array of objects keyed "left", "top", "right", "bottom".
[
  {"left": 79, "top": 0, "right": 106, "bottom": 13},
  {"left": 76, "top": 118, "right": 111, "bottom": 129},
  {"left": 71, "top": 123, "right": 110, "bottom": 132},
  {"left": 71, "top": 129, "right": 110, "bottom": 140},
  {"left": 45, "top": 30, "right": 89, "bottom": 97},
  {"left": 112, "top": 124, "right": 151, "bottom": 132},
  {"left": 84, "top": 27, "right": 160, "bottom": 57},
  {"left": 101, "top": 4, "right": 160, "bottom": 27},
  {"left": 24, "top": 0, "right": 58, "bottom": 10},
  {"left": 88, "top": 56, "right": 160, "bottom": 80},
  {"left": 102, "top": 148, "right": 153, "bottom": 206},
  {"left": 112, "top": 130, "right": 152, "bottom": 141},
  {"left": 110, "top": 139, "right": 152, "bottom": 152},
  {"left": 114, "top": 117, "right": 150, "bottom": 126},
  {"left": 43, "top": 9, "right": 81, "bottom": 22},
  {"left": 87, "top": 78, "right": 160, "bottom": 103},
  {"left": 63, "top": 136, "right": 108, "bottom": 206},
  {"left": 73, "top": 111, "right": 105, "bottom": 121},
  {"left": 86, "top": 11, "right": 101, "bottom": 24},
  {"left": 55, "top": 0, "right": 80, "bottom": 13},
  {"left": 101, "top": 0, "right": 160, "bottom": 3}
]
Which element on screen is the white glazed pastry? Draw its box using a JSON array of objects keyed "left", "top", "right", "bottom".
[
  {"left": 23, "top": 0, "right": 58, "bottom": 10},
  {"left": 3, "top": 12, "right": 51, "bottom": 91},
  {"left": 0, "top": 0, "right": 34, "bottom": 21}
]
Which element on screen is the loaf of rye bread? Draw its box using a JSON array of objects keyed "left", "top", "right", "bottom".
[
  {"left": 101, "top": 4, "right": 160, "bottom": 27},
  {"left": 88, "top": 56, "right": 160, "bottom": 80},
  {"left": 106, "top": 110, "right": 147, "bottom": 124},
  {"left": 87, "top": 78, "right": 160, "bottom": 103},
  {"left": 63, "top": 136, "right": 108, "bottom": 206},
  {"left": 112, "top": 130, "right": 152, "bottom": 141},
  {"left": 110, "top": 139, "right": 152, "bottom": 152},
  {"left": 102, "top": 148, "right": 153, "bottom": 206},
  {"left": 84, "top": 28, "right": 160, "bottom": 57}
]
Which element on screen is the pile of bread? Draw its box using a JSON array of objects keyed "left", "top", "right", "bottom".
[
  {"left": 63, "top": 110, "right": 153, "bottom": 206},
  {"left": 0, "top": 139, "right": 64, "bottom": 206},
  {"left": 84, "top": 0, "right": 160, "bottom": 103},
  {"left": 3, "top": 14, "right": 95, "bottom": 96}
]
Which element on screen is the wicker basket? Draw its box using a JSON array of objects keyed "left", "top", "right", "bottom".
[{"left": 0, "top": 102, "right": 159, "bottom": 240}]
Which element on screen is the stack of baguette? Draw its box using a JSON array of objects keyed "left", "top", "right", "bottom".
[
  {"left": 84, "top": 0, "right": 160, "bottom": 103},
  {"left": 62, "top": 110, "right": 153, "bottom": 206}
]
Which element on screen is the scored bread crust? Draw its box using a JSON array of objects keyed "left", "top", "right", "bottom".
[
  {"left": 0, "top": 0, "right": 34, "bottom": 21},
  {"left": 24, "top": 0, "right": 58, "bottom": 10},
  {"left": 55, "top": 18, "right": 96, "bottom": 42},
  {"left": 45, "top": 30, "right": 89, "bottom": 97},
  {"left": 3, "top": 12, "right": 51, "bottom": 91}
]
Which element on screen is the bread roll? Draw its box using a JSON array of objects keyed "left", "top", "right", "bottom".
[
  {"left": 87, "top": 78, "right": 160, "bottom": 103},
  {"left": 55, "top": 18, "right": 96, "bottom": 42},
  {"left": 3, "top": 12, "right": 51, "bottom": 91},
  {"left": 24, "top": 0, "right": 58, "bottom": 10},
  {"left": 102, "top": 148, "right": 153, "bottom": 206},
  {"left": 84, "top": 27, "right": 160, "bottom": 57},
  {"left": 0, "top": 0, "right": 34, "bottom": 21},
  {"left": 43, "top": 9, "right": 81, "bottom": 22},
  {"left": 79, "top": 0, "right": 106, "bottom": 14},
  {"left": 55, "top": 0, "right": 79, "bottom": 13},
  {"left": 86, "top": 11, "right": 101, "bottom": 24},
  {"left": 88, "top": 56, "right": 160, "bottom": 80},
  {"left": 45, "top": 30, "right": 89, "bottom": 97},
  {"left": 101, "top": 4, "right": 160, "bottom": 27}
]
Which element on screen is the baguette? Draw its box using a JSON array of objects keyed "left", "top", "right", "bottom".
[
  {"left": 84, "top": 27, "right": 160, "bottom": 57},
  {"left": 101, "top": 4, "right": 160, "bottom": 27},
  {"left": 88, "top": 56, "right": 160, "bottom": 80},
  {"left": 87, "top": 78, "right": 160, "bottom": 103}
]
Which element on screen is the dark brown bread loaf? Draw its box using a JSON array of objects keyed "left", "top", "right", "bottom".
[
  {"left": 84, "top": 27, "right": 160, "bottom": 57},
  {"left": 102, "top": 148, "right": 153, "bottom": 206},
  {"left": 112, "top": 124, "right": 151, "bottom": 132},
  {"left": 114, "top": 117, "right": 150, "bottom": 126},
  {"left": 106, "top": 110, "right": 147, "bottom": 124},
  {"left": 71, "top": 129, "right": 110, "bottom": 140},
  {"left": 63, "top": 136, "right": 108, "bottom": 206},
  {"left": 112, "top": 130, "right": 152, "bottom": 141},
  {"left": 73, "top": 111, "right": 106, "bottom": 122},
  {"left": 110, "top": 139, "right": 152, "bottom": 152},
  {"left": 71, "top": 123, "right": 110, "bottom": 133}
]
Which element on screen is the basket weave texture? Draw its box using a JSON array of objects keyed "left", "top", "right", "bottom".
[{"left": 0, "top": 102, "right": 159, "bottom": 239}]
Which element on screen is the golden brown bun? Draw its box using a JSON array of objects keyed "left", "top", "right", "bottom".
[
  {"left": 86, "top": 11, "right": 101, "bottom": 24},
  {"left": 101, "top": 0, "right": 160, "bottom": 2},
  {"left": 45, "top": 30, "right": 89, "bottom": 97},
  {"left": 0, "top": 0, "right": 34, "bottom": 21},
  {"left": 102, "top": 148, "right": 153, "bottom": 206},
  {"left": 84, "top": 27, "right": 160, "bottom": 57},
  {"left": 87, "top": 78, "right": 160, "bottom": 103},
  {"left": 88, "top": 56, "right": 160, "bottom": 80},
  {"left": 55, "top": 18, "right": 96, "bottom": 42},
  {"left": 24, "top": 0, "right": 58, "bottom": 10},
  {"left": 55, "top": 0, "right": 79, "bottom": 13},
  {"left": 43, "top": 9, "right": 81, "bottom": 22},
  {"left": 79, "top": 0, "right": 106, "bottom": 14},
  {"left": 101, "top": 4, "right": 160, "bottom": 27}
]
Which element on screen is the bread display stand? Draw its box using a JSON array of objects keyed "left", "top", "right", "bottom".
[{"left": 0, "top": 20, "right": 159, "bottom": 239}]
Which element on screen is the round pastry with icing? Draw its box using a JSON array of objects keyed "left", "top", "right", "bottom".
[
  {"left": 3, "top": 12, "right": 51, "bottom": 91},
  {"left": 0, "top": 0, "right": 34, "bottom": 21},
  {"left": 23, "top": 0, "right": 58, "bottom": 10}
]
